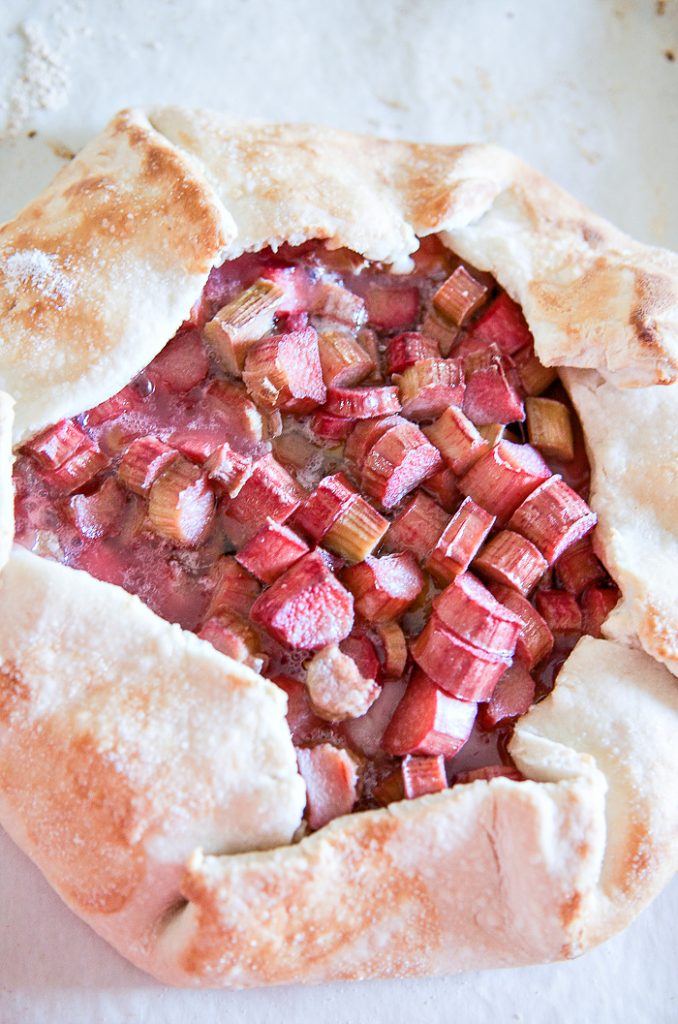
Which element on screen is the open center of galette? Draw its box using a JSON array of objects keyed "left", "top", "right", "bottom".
[{"left": 12, "top": 236, "right": 619, "bottom": 833}]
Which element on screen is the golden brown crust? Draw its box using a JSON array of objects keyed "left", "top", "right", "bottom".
[
  {"left": 0, "top": 109, "right": 233, "bottom": 443},
  {"left": 0, "top": 109, "right": 676, "bottom": 988},
  {"left": 152, "top": 107, "right": 678, "bottom": 387}
]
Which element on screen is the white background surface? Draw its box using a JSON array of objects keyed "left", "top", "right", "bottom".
[{"left": 0, "top": 1, "right": 677, "bottom": 1021}]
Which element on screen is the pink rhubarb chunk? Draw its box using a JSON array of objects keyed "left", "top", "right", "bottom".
[
  {"left": 236, "top": 518, "right": 309, "bottom": 584},
  {"left": 364, "top": 284, "right": 420, "bottom": 332},
  {"left": 341, "top": 552, "right": 424, "bottom": 623},
  {"left": 296, "top": 744, "right": 358, "bottom": 830},
  {"left": 324, "top": 385, "right": 401, "bottom": 419},
  {"left": 425, "top": 497, "right": 495, "bottom": 583},
  {"left": 382, "top": 670, "right": 477, "bottom": 757},
  {"left": 401, "top": 754, "right": 447, "bottom": 799},
  {"left": 458, "top": 440, "right": 551, "bottom": 524},
  {"left": 222, "top": 453, "right": 305, "bottom": 546},
  {"left": 488, "top": 583, "right": 554, "bottom": 668},
  {"left": 361, "top": 420, "right": 442, "bottom": 510},
  {"left": 478, "top": 662, "right": 536, "bottom": 729},
  {"left": 383, "top": 491, "right": 450, "bottom": 561},
  {"left": 305, "top": 643, "right": 380, "bottom": 721},
  {"left": 243, "top": 327, "right": 327, "bottom": 414},
  {"left": 466, "top": 292, "right": 533, "bottom": 356},
  {"left": 410, "top": 614, "right": 510, "bottom": 702},
  {"left": 432, "top": 573, "right": 521, "bottom": 657},
  {"left": 251, "top": 550, "right": 354, "bottom": 650},
  {"left": 508, "top": 474, "right": 597, "bottom": 564},
  {"left": 386, "top": 332, "right": 439, "bottom": 376}
]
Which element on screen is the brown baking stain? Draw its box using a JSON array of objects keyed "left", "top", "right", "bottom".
[
  {"left": 559, "top": 890, "right": 582, "bottom": 928},
  {"left": 665, "top": 49, "right": 676, "bottom": 62},
  {"left": 0, "top": 662, "right": 29, "bottom": 722},
  {"left": 618, "top": 820, "right": 653, "bottom": 894}
]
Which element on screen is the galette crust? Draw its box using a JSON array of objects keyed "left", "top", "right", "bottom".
[
  {"left": 0, "top": 109, "right": 676, "bottom": 987},
  {"left": 0, "top": 547, "right": 305, "bottom": 962},
  {"left": 145, "top": 639, "right": 677, "bottom": 987},
  {"left": 151, "top": 107, "right": 678, "bottom": 388},
  {"left": 563, "top": 368, "right": 678, "bottom": 676},
  {"left": 0, "top": 109, "right": 233, "bottom": 443}
]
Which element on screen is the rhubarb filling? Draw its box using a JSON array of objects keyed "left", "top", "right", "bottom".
[{"left": 13, "top": 236, "right": 619, "bottom": 832}]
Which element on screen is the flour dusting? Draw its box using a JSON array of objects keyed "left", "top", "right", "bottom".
[
  {"left": 1, "top": 249, "right": 73, "bottom": 304},
  {"left": 3, "top": 21, "right": 71, "bottom": 136}
]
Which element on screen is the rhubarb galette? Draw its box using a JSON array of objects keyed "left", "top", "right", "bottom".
[{"left": 0, "top": 109, "right": 677, "bottom": 988}]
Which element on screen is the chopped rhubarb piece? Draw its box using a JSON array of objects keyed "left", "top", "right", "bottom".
[
  {"left": 421, "top": 309, "right": 461, "bottom": 356},
  {"left": 356, "top": 328, "right": 382, "bottom": 378},
  {"left": 364, "top": 284, "right": 420, "bottom": 332},
  {"left": 383, "top": 491, "right": 449, "bottom": 562},
  {"left": 344, "top": 414, "right": 402, "bottom": 466},
  {"left": 272, "top": 675, "right": 325, "bottom": 743},
  {"left": 259, "top": 262, "right": 310, "bottom": 315},
  {"left": 311, "top": 281, "right": 367, "bottom": 327},
  {"left": 458, "top": 440, "right": 551, "bottom": 524},
  {"left": 204, "top": 442, "right": 252, "bottom": 497},
  {"left": 488, "top": 583, "right": 554, "bottom": 668},
  {"left": 382, "top": 671, "right": 477, "bottom": 757},
  {"left": 69, "top": 477, "right": 126, "bottom": 539},
  {"left": 292, "top": 472, "right": 357, "bottom": 543},
  {"left": 85, "top": 384, "right": 142, "bottom": 428},
  {"left": 207, "top": 556, "right": 261, "bottom": 618},
  {"left": 236, "top": 518, "right": 309, "bottom": 584},
  {"left": 243, "top": 327, "right": 327, "bottom": 414},
  {"left": 263, "top": 409, "right": 284, "bottom": 439},
  {"left": 148, "top": 457, "right": 215, "bottom": 546},
  {"left": 305, "top": 643, "right": 380, "bottom": 721},
  {"left": 148, "top": 331, "right": 209, "bottom": 392},
  {"left": 317, "top": 329, "right": 374, "bottom": 387},
  {"left": 424, "top": 405, "right": 488, "bottom": 476},
  {"left": 324, "top": 496, "right": 388, "bottom": 563},
  {"left": 385, "top": 332, "right": 439, "bottom": 376},
  {"left": 324, "top": 385, "right": 401, "bottom": 419},
  {"left": 47, "top": 439, "right": 110, "bottom": 494},
  {"left": 169, "top": 432, "right": 222, "bottom": 463},
  {"left": 466, "top": 292, "right": 532, "bottom": 355},
  {"left": 118, "top": 435, "right": 179, "bottom": 496},
  {"left": 432, "top": 573, "right": 521, "bottom": 657},
  {"left": 515, "top": 348, "right": 558, "bottom": 396},
  {"left": 23, "top": 419, "right": 90, "bottom": 469},
  {"left": 526, "top": 397, "right": 574, "bottom": 461},
  {"left": 401, "top": 754, "right": 447, "bottom": 799},
  {"left": 207, "top": 380, "right": 265, "bottom": 446},
  {"left": 341, "top": 552, "right": 424, "bottom": 623},
  {"left": 251, "top": 550, "right": 354, "bottom": 650},
  {"left": 477, "top": 424, "right": 503, "bottom": 447},
  {"left": 474, "top": 530, "right": 548, "bottom": 596},
  {"left": 581, "top": 586, "right": 619, "bottom": 638},
  {"left": 508, "top": 474, "right": 597, "bottom": 564},
  {"left": 374, "top": 620, "right": 408, "bottom": 678},
  {"left": 397, "top": 358, "right": 465, "bottom": 421},
  {"left": 362, "top": 420, "right": 442, "bottom": 509},
  {"left": 433, "top": 265, "right": 488, "bottom": 326},
  {"left": 223, "top": 454, "right": 305, "bottom": 546},
  {"left": 309, "top": 411, "right": 356, "bottom": 442},
  {"left": 454, "top": 765, "right": 523, "bottom": 784},
  {"left": 340, "top": 633, "right": 381, "bottom": 682},
  {"left": 296, "top": 744, "right": 358, "bottom": 830},
  {"left": 478, "top": 662, "right": 536, "bottom": 729},
  {"left": 556, "top": 537, "right": 607, "bottom": 595},
  {"left": 462, "top": 346, "right": 525, "bottom": 426},
  {"left": 410, "top": 615, "right": 510, "bottom": 702},
  {"left": 411, "top": 234, "right": 453, "bottom": 274},
  {"left": 198, "top": 613, "right": 264, "bottom": 673},
  {"left": 421, "top": 466, "right": 461, "bottom": 513},
  {"left": 425, "top": 497, "right": 495, "bottom": 584},
  {"left": 203, "top": 278, "right": 284, "bottom": 374},
  {"left": 535, "top": 590, "right": 583, "bottom": 633}
]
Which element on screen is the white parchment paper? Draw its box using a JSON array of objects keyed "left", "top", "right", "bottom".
[{"left": 0, "top": 1, "right": 676, "bottom": 1021}]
